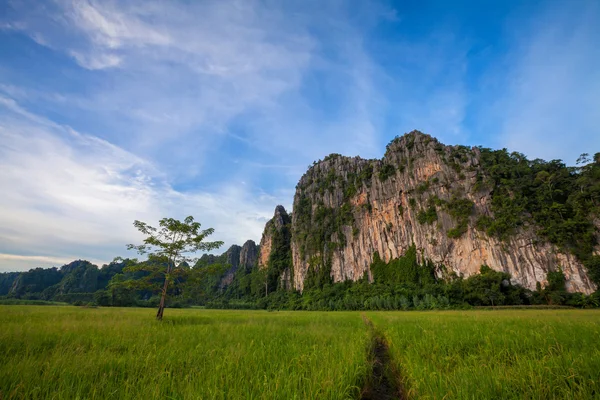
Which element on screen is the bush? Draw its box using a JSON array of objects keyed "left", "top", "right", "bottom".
[
  {"left": 379, "top": 164, "right": 396, "bottom": 181},
  {"left": 417, "top": 206, "right": 437, "bottom": 225}
]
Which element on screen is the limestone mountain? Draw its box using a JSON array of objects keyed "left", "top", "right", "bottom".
[
  {"left": 260, "top": 131, "right": 599, "bottom": 293},
  {"left": 196, "top": 240, "right": 259, "bottom": 287}
]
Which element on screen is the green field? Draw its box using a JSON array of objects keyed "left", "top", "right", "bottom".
[
  {"left": 370, "top": 310, "right": 600, "bottom": 399},
  {"left": 1, "top": 307, "right": 599, "bottom": 399}
]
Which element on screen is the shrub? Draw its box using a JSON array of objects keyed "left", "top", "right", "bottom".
[
  {"left": 417, "top": 206, "right": 437, "bottom": 225},
  {"left": 379, "top": 164, "right": 396, "bottom": 181}
]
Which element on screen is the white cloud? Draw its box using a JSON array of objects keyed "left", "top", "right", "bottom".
[
  {"left": 69, "top": 50, "right": 121, "bottom": 69},
  {"left": 67, "top": 0, "right": 171, "bottom": 49},
  {"left": 0, "top": 97, "right": 288, "bottom": 271},
  {"left": 0, "top": 254, "right": 106, "bottom": 271},
  {"left": 1, "top": 0, "right": 388, "bottom": 171}
]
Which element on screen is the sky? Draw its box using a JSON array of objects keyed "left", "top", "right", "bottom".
[{"left": 0, "top": 0, "right": 599, "bottom": 271}]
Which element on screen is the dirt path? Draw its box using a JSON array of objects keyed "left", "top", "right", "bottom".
[{"left": 361, "top": 316, "right": 404, "bottom": 400}]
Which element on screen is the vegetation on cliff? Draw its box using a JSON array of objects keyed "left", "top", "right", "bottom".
[
  {"left": 291, "top": 130, "right": 600, "bottom": 293},
  {"left": 474, "top": 148, "right": 600, "bottom": 279}
]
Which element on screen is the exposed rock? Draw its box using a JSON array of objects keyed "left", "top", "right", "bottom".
[
  {"left": 290, "top": 131, "right": 597, "bottom": 293},
  {"left": 240, "top": 240, "right": 259, "bottom": 270},
  {"left": 219, "top": 245, "right": 242, "bottom": 287},
  {"left": 225, "top": 245, "right": 242, "bottom": 268},
  {"left": 258, "top": 205, "right": 291, "bottom": 269},
  {"left": 216, "top": 241, "right": 260, "bottom": 287},
  {"left": 280, "top": 267, "right": 292, "bottom": 290}
]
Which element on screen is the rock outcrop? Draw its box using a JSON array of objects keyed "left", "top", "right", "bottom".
[
  {"left": 199, "top": 242, "right": 259, "bottom": 287},
  {"left": 288, "top": 131, "right": 597, "bottom": 293},
  {"left": 258, "top": 205, "right": 293, "bottom": 289},
  {"left": 219, "top": 245, "right": 241, "bottom": 287},
  {"left": 258, "top": 205, "right": 291, "bottom": 269},
  {"left": 240, "top": 240, "right": 259, "bottom": 270}
]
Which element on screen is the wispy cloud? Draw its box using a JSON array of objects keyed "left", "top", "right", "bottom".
[
  {"left": 0, "top": 96, "right": 289, "bottom": 271},
  {"left": 1, "top": 1, "right": 346, "bottom": 175}
]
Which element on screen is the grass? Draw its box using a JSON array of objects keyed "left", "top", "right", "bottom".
[
  {"left": 0, "top": 299, "right": 69, "bottom": 306},
  {"left": 368, "top": 310, "right": 600, "bottom": 399},
  {"left": 1, "top": 307, "right": 599, "bottom": 399},
  {"left": 0, "top": 307, "right": 369, "bottom": 400}
]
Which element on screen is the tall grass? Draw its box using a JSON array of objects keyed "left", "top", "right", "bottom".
[
  {"left": 369, "top": 310, "right": 600, "bottom": 399},
  {"left": 0, "top": 307, "right": 370, "bottom": 400},
  {"left": 2, "top": 307, "right": 599, "bottom": 399}
]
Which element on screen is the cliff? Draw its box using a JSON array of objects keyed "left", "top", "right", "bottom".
[
  {"left": 286, "top": 131, "right": 598, "bottom": 293},
  {"left": 200, "top": 241, "right": 259, "bottom": 287},
  {"left": 258, "top": 205, "right": 293, "bottom": 291}
]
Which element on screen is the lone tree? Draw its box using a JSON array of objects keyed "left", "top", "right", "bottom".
[{"left": 127, "top": 216, "right": 223, "bottom": 320}]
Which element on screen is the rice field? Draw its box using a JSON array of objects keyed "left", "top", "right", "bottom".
[
  {"left": 368, "top": 310, "right": 600, "bottom": 399},
  {"left": 1, "top": 306, "right": 599, "bottom": 399},
  {"left": 0, "top": 307, "right": 369, "bottom": 400}
]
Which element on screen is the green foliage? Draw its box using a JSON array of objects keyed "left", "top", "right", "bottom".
[
  {"left": 397, "top": 204, "right": 404, "bottom": 216},
  {"left": 459, "top": 265, "right": 518, "bottom": 306},
  {"left": 447, "top": 225, "right": 467, "bottom": 239},
  {"left": 265, "top": 213, "right": 293, "bottom": 293},
  {"left": 304, "top": 258, "right": 333, "bottom": 290},
  {"left": 444, "top": 145, "right": 472, "bottom": 173},
  {"left": 0, "top": 272, "right": 19, "bottom": 296},
  {"left": 127, "top": 216, "right": 223, "bottom": 319},
  {"left": 406, "top": 134, "right": 416, "bottom": 150},
  {"left": 477, "top": 148, "right": 600, "bottom": 269},
  {"left": 127, "top": 217, "right": 223, "bottom": 263},
  {"left": 6, "top": 267, "right": 62, "bottom": 298},
  {"left": 585, "top": 256, "right": 600, "bottom": 286},
  {"left": 416, "top": 180, "right": 430, "bottom": 194},
  {"left": 417, "top": 206, "right": 438, "bottom": 225},
  {"left": 323, "top": 153, "right": 342, "bottom": 162},
  {"left": 370, "top": 245, "right": 437, "bottom": 286},
  {"left": 446, "top": 197, "right": 474, "bottom": 220},
  {"left": 445, "top": 197, "right": 474, "bottom": 238},
  {"left": 358, "top": 164, "right": 374, "bottom": 183},
  {"left": 378, "top": 163, "right": 396, "bottom": 181}
]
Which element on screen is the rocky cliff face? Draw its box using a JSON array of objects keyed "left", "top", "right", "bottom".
[
  {"left": 240, "top": 240, "right": 259, "bottom": 270},
  {"left": 219, "top": 245, "right": 241, "bottom": 287},
  {"left": 258, "top": 205, "right": 293, "bottom": 290},
  {"left": 201, "top": 241, "right": 259, "bottom": 287},
  {"left": 289, "top": 131, "right": 597, "bottom": 293},
  {"left": 258, "top": 205, "right": 291, "bottom": 269}
]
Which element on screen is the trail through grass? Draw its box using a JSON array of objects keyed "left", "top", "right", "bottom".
[
  {"left": 1, "top": 307, "right": 599, "bottom": 399},
  {"left": 360, "top": 315, "right": 403, "bottom": 400},
  {"left": 368, "top": 310, "right": 600, "bottom": 399}
]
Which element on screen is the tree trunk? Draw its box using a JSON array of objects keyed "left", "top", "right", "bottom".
[{"left": 156, "top": 276, "right": 169, "bottom": 321}]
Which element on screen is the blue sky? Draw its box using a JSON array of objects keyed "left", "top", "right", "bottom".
[{"left": 1, "top": 0, "right": 599, "bottom": 271}]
